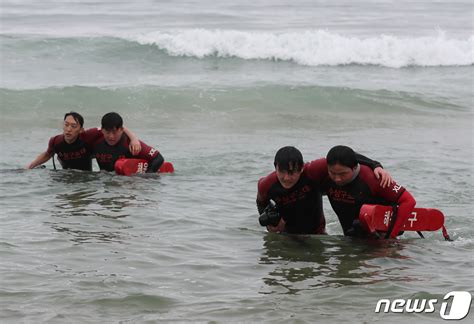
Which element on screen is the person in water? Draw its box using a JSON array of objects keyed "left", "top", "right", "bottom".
[
  {"left": 92, "top": 112, "right": 164, "bottom": 173},
  {"left": 256, "top": 146, "right": 392, "bottom": 235},
  {"left": 323, "top": 145, "right": 416, "bottom": 239},
  {"left": 26, "top": 112, "right": 141, "bottom": 171}
]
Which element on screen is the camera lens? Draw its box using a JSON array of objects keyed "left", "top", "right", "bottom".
[
  {"left": 259, "top": 214, "right": 269, "bottom": 226},
  {"left": 258, "top": 208, "right": 280, "bottom": 227}
]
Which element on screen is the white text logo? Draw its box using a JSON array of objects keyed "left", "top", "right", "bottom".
[
  {"left": 148, "top": 148, "right": 157, "bottom": 156},
  {"left": 375, "top": 291, "right": 472, "bottom": 320},
  {"left": 137, "top": 162, "right": 148, "bottom": 174},
  {"left": 392, "top": 184, "right": 402, "bottom": 193},
  {"left": 407, "top": 211, "right": 418, "bottom": 228}
]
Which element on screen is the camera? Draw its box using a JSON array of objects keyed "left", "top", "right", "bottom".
[{"left": 258, "top": 203, "right": 281, "bottom": 227}]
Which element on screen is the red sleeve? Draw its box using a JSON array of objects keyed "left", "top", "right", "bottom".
[
  {"left": 136, "top": 141, "right": 160, "bottom": 161},
  {"left": 374, "top": 180, "right": 406, "bottom": 202},
  {"left": 359, "top": 165, "right": 406, "bottom": 202},
  {"left": 303, "top": 158, "right": 328, "bottom": 181},
  {"left": 46, "top": 135, "right": 62, "bottom": 154},
  {"left": 257, "top": 172, "right": 277, "bottom": 204},
  {"left": 389, "top": 190, "right": 416, "bottom": 238},
  {"left": 359, "top": 166, "right": 416, "bottom": 238},
  {"left": 80, "top": 128, "right": 102, "bottom": 144},
  {"left": 47, "top": 136, "right": 55, "bottom": 154}
]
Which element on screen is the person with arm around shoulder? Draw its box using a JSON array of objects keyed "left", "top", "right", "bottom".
[
  {"left": 93, "top": 112, "right": 164, "bottom": 173},
  {"left": 256, "top": 146, "right": 394, "bottom": 235},
  {"left": 324, "top": 145, "right": 416, "bottom": 239},
  {"left": 26, "top": 111, "right": 142, "bottom": 171}
]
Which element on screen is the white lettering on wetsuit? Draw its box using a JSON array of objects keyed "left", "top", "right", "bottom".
[{"left": 392, "top": 184, "right": 402, "bottom": 193}]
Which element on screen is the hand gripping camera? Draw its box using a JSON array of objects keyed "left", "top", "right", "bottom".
[{"left": 258, "top": 202, "right": 281, "bottom": 227}]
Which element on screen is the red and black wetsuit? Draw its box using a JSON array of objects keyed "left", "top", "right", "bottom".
[
  {"left": 322, "top": 165, "right": 416, "bottom": 238},
  {"left": 257, "top": 166, "right": 326, "bottom": 234},
  {"left": 256, "top": 155, "right": 382, "bottom": 235},
  {"left": 93, "top": 134, "right": 164, "bottom": 172},
  {"left": 46, "top": 129, "right": 102, "bottom": 171}
]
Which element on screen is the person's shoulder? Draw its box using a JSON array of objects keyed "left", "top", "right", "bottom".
[
  {"left": 49, "top": 134, "right": 64, "bottom": 146},
  {"left": 258, "top": 171, "right": 278, "bottom": 192},
  {"left": 138, "top": 139, "right": 152, "bottom": 147},
  {"left": 358, "top": 165, "right": 378, "bottom": 182},
  {"left": 355, "top": 166, "right": 381, "bottom": 196},
  {"left": 303, "top": 158, "right": 328, "bottom": 179},
  {"left": 359, "top": 165, "right": 404, "bottom": 196},
  {"left": 120, "top": 134, "right": 132, "bottom": 145},
  {"left": 305, "top": 158, "right": 327, "bottom": 169},
  {"left": 81, "top": 128, "right": 103, "bottom": 144},
  {"left": 135, "top": 139, "right": 158, "bottom": 153},
  {"left": 257, "top": 171, "right": 278, "bottom": 201},
  {"left": 82, "top": 127, "right": 100, "bottom": 136}
]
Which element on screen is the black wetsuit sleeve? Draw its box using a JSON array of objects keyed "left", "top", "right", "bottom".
[
  {"left": 146, "top": 152, "right": 164, "bottom": 173},
  {"left": 355, "top": 153, "right": 382, "bottom": 170},
  {"left": 256, "top": 199, "right": 268, "bottom": 215}
]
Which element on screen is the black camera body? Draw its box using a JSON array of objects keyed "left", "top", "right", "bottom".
[{"left": 258, "top": 203, "right": 281, "bottom": 227}]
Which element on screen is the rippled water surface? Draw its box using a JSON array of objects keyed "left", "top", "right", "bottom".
[{"left": 1, "top": 0, "right": 473, "bottom": 322}]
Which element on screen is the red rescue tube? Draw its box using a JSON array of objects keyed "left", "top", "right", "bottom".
[
  {"left": 359, "top": 204, "right": 447, "bottom": 238},
  {"left": 115, "top": 158, "right": 174, "bottom": 176}
]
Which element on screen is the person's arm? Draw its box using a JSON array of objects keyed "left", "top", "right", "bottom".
[
  {"left": 146, "top": 151, "right": 164, "bottom": 173},
  {"left": 257, "top": 196, "right": 285, "bottom": 233},
  {"left": 256, "top": 196, "right": 268, "bottom": 215},
  {"left": 256, "top": 200, "right": 267, "bottom": 215},
  {"left": 82, "top": 128, "right": 102, "bottom": 143},
  {"left": 133, "top": 141, "right": 164, "bottom": 173},
  {"left": 304, "top": 158, "right": 329, "bottom": 181},
  {"left": 26, "top": 151, "right": 53, "bottom": 169},
  {"left": 355, "top": 153, "right": 393, "bottom": 188},
  {"left": 123, "top": 127, "right": 141, "bottom": 156},
  {"left": 373, "top": 167, "right": 392, "bottom": 188},
  {"left": 256, "top": 175, "right": 273, "bottom": 214},
  {"left": 389, "top": 190, "right": 416, "bottom": 238},
  {"left": 256, "top": 174, "right": 286, "bottom": 233}
]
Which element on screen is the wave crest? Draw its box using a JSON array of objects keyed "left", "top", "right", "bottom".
[{"left": 130, "top": 29, "right": 473, "bottom": 68}]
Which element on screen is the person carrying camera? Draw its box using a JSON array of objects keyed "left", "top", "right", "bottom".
[{"left": 256, "top": 146, "right": 391, "bottom": 235}]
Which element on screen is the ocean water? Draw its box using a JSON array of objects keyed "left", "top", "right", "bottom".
[{"left": 0, "top": 0, "right": 473, "bottom": 323}]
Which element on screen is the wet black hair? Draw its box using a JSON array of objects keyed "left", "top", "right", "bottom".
[
  {"left": 326, "top": 145, "right": 357, "bottom": 168},
  {"left": 274, "top": 146, "right": 304, "bottom": 172},
  {"left": 64, "top": 111, "right": 84, "bottom": 128},
  {"left": 101, "top": 112, "right": 123, "bottom": 130}
]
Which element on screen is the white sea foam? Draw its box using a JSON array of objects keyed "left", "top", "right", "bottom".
[{"left": 130, "top": 29, "right": 474, "bottom": 68}]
